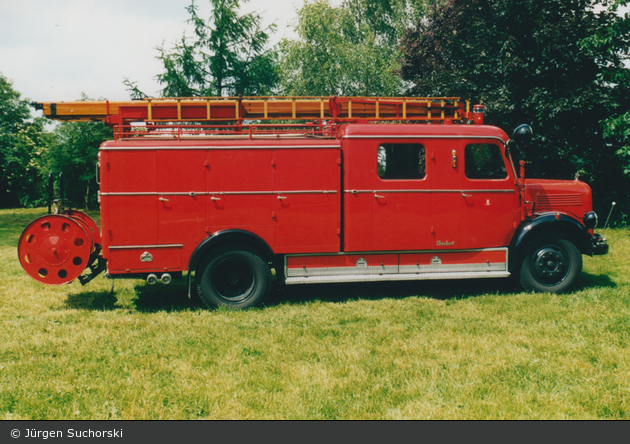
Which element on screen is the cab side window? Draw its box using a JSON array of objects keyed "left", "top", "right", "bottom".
[
  {"left": 377, "top": 144, "right": 426, "bottom": 180},
  {"left": 465, "top": 144, "right": 507, "bottom": 179}
]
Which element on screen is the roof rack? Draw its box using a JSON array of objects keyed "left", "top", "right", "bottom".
[
  {"left": 32, "top": 96, "right": 472, "bottom": 126},
  {"left": 111, "top": 121, "right": 339, "bottom": 141}
]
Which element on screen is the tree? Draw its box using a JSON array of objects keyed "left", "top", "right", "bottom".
[
  {"left": 144, "top": 0, "right": 278, "bottom": 98},
  {"left": 604, "top": 112, "right": 630, "bottom": 177},
  {"left": 39, "top": 94, "right": 112, "bottom": 210},
  {"left": 278, "top": 0, "right": 431, "bottom": 96},
  {"left": 399, "top": 0, "right": 630, "bottom": 224},
  {"left": 0, "top": 73, "right": 50, "bottom": 208},
  {"left": 342, "top": 0, "right": 435, "bottom": 46},
  {"left": 595, "top": 2, "right": 630, "bottom": 186}
]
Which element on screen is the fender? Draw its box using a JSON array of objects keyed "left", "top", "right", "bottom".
[
  {"left": 508, "top": 213, "right": 591, "bottom": 272},
  {"left": 186, "top": 229, "right": 277, "bottom": 298}
]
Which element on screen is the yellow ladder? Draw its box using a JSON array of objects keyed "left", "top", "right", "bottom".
[{"left": 33, "top": 96, "right": 470, "bottom": 124}]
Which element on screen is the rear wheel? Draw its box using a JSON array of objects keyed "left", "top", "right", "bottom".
[
  {"left": 196, "top": 246, "right": 271, "bottom": 309},
  {"left": 519, "top": 236, "right": 582, "bottom": 293}
]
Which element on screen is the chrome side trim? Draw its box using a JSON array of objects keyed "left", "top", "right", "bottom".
[
  {"left": 459, "top": 189, "right": 515, "bottom": 193},
  {"left": 101, "top": 190, "right": 338, "bottom": 196},
  {"left": 100, "top": 192, "right": 159, "bottom": 196},
  {"left": 101, "top": 145, "right": 340, "bottom": 151},
  {"left": 287, "top": 265, "right": 398, "bottom": 277},
  {"left": 374, "top": 189, "right": 432, "bottom": 193},
  {"left": 344, "top": 190, "right": 373, "bottom": 194},
  {"left": 109, "top": 244, "right": 183, "bottom": 250},
  {"left": 285, "top": 271, "right": 511, "bottom": 285},
  {"left": 399, "top": 262, "right": 506, "bottom": 274},
  {"left": 344, "top": 189, "right": 515, "bottom": 194}
]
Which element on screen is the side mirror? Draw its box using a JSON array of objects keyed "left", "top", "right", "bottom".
[{"left": 511, "top": 124, "right": 533, "bottom": 147}]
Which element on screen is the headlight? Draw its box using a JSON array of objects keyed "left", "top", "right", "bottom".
[{"left": 583, "top": 211, "right": 598, "bottom": 229}]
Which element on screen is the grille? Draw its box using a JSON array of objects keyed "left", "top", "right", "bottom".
[{"left": 535, "top": 194, "right": 582, "bottom": 210}]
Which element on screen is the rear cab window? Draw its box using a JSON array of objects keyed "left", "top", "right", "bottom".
[{"left": 377, "top": 143, "right": 426, "bottom": 180}]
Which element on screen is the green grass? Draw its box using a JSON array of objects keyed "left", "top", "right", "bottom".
[{"left": 1, "top": 208, "right": 629, "bottom": 419}]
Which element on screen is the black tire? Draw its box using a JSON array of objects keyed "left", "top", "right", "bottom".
[
  {"left": 519, "top": 236, "right": 582, "bottom": 293},
  {"left": 196, "top": 246, "right": 272, "bottom": 309}
]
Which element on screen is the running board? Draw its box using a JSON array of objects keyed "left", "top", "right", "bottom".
[
  {"left": 284, "top": 271, "right": 511, "bottom": 285},
  {"left": 284, "top": 248, "right": 510, "bottom": 285}
]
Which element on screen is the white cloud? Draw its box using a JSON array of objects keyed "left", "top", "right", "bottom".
[{"left": 0, "top": 0, "right": 303, "bottom": 106}]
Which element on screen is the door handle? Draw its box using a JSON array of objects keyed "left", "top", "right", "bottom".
[
  {"left": 210, "top": 196, "right": 221, "bottom": 201},
  {"left": 462, "top": 193, "right": 472, "bottom": 198},
  {"left": 277, "top": 195, "right": 288, "bottom": 200},
  {"left": 159, "top": 197, "right": 169, "bottom": 202},
  {"left": 374, "top": 194, "right": 385, "bottom": 199}
]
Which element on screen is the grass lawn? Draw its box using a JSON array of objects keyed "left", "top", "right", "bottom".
[{"left": 1, "top": 208, "right": 629, "bottom": 419}]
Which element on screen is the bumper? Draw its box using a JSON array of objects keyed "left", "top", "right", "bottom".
[{"left": 591, "top": 233, "right": 609, "bottom": 255}]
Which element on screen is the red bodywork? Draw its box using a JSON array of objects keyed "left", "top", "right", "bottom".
[
  {"left": 20, "top": 97, "right": 608, "bottom": 301},
  {"left": 95, "top": 122, "right": 595, "bottom": 283}
]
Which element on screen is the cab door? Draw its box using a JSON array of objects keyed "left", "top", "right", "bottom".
[{"left": 459, "top": 141, "right": 519, "bottom": 248}]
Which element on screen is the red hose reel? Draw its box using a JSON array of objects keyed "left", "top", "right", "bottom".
[{"left": 18, "top": 211, "right": 100, "bottom": 285}]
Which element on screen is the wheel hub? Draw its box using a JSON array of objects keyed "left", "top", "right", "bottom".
[
  {"left": 211, "top": 258, "right": 255, "bottom": 301},
  {"left": 41, "top": 235, "right": 71, "bottom": 266},
  {"left": 533, "top": 246, "right": 567, "bottom": 283}
]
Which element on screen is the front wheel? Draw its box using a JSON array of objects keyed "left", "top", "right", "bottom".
[
  {"left": 519, "top": 237, "right": 582, "bottom": 293},
  {"left": 196, "top": 247, "right": 272, "bottom": 309}
]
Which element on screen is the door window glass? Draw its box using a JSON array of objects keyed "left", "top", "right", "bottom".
[
  {"left": 465, "top": 144, "right": 507, "bottom": 179},
  {"left": 377, "top": 144, "right": 426, "bottom": 180}
]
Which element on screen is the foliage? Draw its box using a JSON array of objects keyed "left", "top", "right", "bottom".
[
  {"left": 40, "top": 95, "right": 112, "bottom": 210},
  {"left": 0, "top": 75, "right": 109, "bottom": 210},
  {"left": 585, "top": 2, "right": 630, "bottom": 180},
  {"left": 342, "top": 0, "right": 434, "bottom": 45},
  {"left": 151, "top": 0, "right": 279, "bottom": 97},
  {"left": 603, "top": 111, "right": 630, "bottom": 176},
  {"left": 399, "top": 0, "right": 630, "bottom": 223},
  {"left": 0, "top": 73, "right": 51, "bottom": 208},
  {"left": 278, "top": 0, "right": 434, "bottom": 96},
  {"left": 122, "top": 78, "right": 148, "bottom": 100}
]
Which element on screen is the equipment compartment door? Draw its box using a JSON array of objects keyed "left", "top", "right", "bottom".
[
  {"left": 205, "top": 148, "right": 275, "bottom": 248},
  {"left": 102, "top": 149, "right": 158, "bottom": 247},
  {"left": 157, "top": 149, "right": 207, "bottom": 265},
  {"left": 273, "top": 147, "right": 341, "bottom": 253}
]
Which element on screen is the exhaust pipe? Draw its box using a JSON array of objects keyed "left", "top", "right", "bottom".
[
  {"left": 147, "top": 274, "right": 158, "bottom": 285},
  {"left": 161, "top": 273, "right": 172, "bottom": 285}
]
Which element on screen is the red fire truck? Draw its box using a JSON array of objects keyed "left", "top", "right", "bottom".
[{"left": 19, "top": 97, "right": 609, "bottom": 308}]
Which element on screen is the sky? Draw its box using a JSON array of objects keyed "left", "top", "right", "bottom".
[
  {"left": 0, "top": 0, "right": 307, "bottom": 110},
  {"left": 2, "top": 1, "right": 627, "bottom": 116}
]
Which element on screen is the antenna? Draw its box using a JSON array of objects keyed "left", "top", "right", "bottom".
[{"left": 603, "top": 202, "right": 616, "bottom": 229}]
